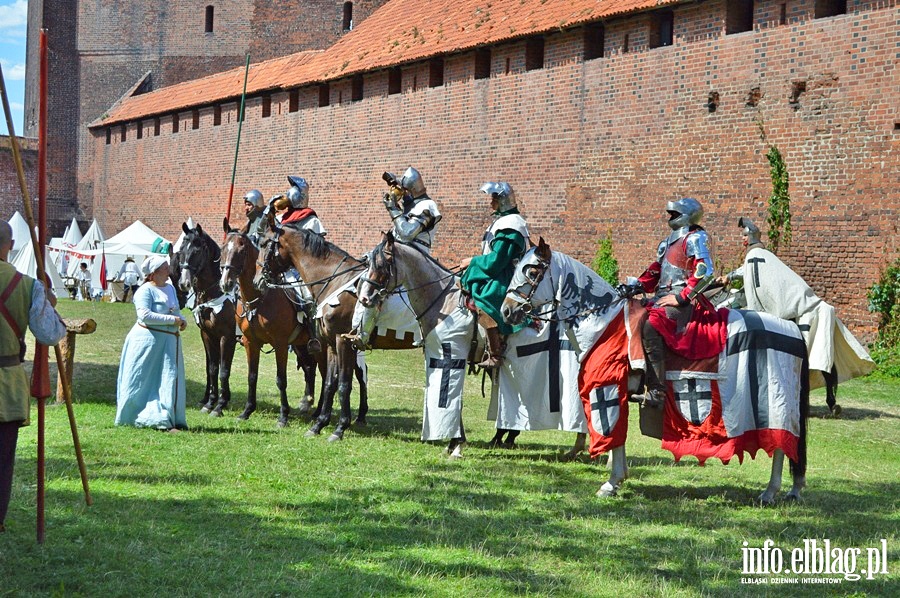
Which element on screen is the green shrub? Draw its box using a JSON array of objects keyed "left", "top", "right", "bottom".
[
  {"left": 592, "top": 231, "right": 619, "bottom": 286},
  {"left": 868, "top": 256, "right": 900, "bottom": 378},
  {"left": 765, "top": 145, "right": 792, "bottom": 254}
]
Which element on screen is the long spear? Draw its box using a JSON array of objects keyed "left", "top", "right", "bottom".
[
  {"left": 0, "top": 30, "right": 92, "bottom": 543},
  {"left": 224, "top": 54, "right": 251, "bottom": 233}
]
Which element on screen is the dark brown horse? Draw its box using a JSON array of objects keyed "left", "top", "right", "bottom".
[
  {"left": 256, "top": 218, "right": 416, "bottom": 441},
  {"left": 219, "top": 219, "right": 319, "bottom": 427},
  {"left": 176, "top": 222, "right": 237, "bottom": 416}
]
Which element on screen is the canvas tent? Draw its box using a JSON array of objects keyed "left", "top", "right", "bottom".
[
  {"left": 61, "top": 217, "right": 83, "bottom": 247},
  {"left": 105, "top": 220, "right": 172, "bottom": 254},
  {"left": 11, "top": 240, "right": 66, "bottom": 295},
  {"left": 8, "top": 211, "right": 32, "bottom": 262}
]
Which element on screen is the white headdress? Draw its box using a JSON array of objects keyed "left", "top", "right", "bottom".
[{"left": 140, "top": 255, "right": 168, "bottom": 278}]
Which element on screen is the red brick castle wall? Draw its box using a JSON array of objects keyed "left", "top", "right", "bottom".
[{"left": 89, "top": 2, "right": 900, "bottom": 337}]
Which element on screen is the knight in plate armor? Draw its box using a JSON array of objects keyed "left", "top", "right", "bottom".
[
  {"left": 460, "top": 182, "right": 531, "bottom": 369},
  {"left": 273, "top": 176, "right": 326, "bottom": 352},
  {"left": 382, "top": 166, "right": 442, "bottom": 250},
  {"left": 634, "top": 197, "right": 714, "bottom": 407},
  {"left": 240, "top": 189, "right": 266, "bottom": 248},
  {"left": 349, "top": 167, "right": 442, "bottom": 349}
]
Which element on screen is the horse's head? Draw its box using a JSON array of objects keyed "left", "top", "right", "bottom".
[
  {"left": 502, "top": 237, "right": 555, "bottom": 326},
  {"left": 358, "top": 231, "right": 398, "bottom": 309},
  {"left": 178, "top": 221, "right": 220, "bottom": 292},
  {"left": 255, "top": 224, "right": 292, "bottom": 291},
  {"left": 220, "top": 218, "right": 253, "bottom": 294}
]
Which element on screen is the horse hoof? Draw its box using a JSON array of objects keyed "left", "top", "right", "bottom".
[
  {"left": 237, "top": 414, "right": 250, "bottom": 421},
  {"left": 832, "top": 404, "right": 842, "bottom": 417},
  {"left": 757, "top": 493, "right": 776, "bottom": 507},
  {"left": 277, "top": 420, "right": 288, "bottom": 429},
  {"left": 784, "top": 492, "right": 802, "bottom": 502},
  {"left": 209, "top": 409, "right": 222, "bottom": 418},
  {"left": 327, "top": 433, "right": 342, "bottom": 442},
  {"left": 200, "top": 406, "right": 211, "bottom": 414},
  {"left": 353, "top": 418, "right": 367, "bottom": 427},
  {"left": 304, "top": 429, "right": 319, "bottom": 438},
  {"left": 596, "top": 482, "right": 618, "bottom": 498}
]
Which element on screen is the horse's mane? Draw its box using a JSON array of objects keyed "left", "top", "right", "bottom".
[
  {"left": 373, "top": 237, "right": 454, "bottom": 276},
  {"left": 283, "top": 226, "right": 358, "bottom": 263}
]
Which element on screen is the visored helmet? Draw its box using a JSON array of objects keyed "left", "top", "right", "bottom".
[
  {"left": 243, "top": 189, "right": 264, "bottom": 208},
  {"left": 286, "top": 176, "right": 309, "bottom": 209},
  {"left": 480, "top": 182, "right": 516, "bottom": 212},
  {"left": 738, "top": 216, "right": 763, "bottom": 246},
  {"left": 666, "top": 197, "right": 703, "bottom": 230},
  {"left": 399, "top": 166, "right": 426, "bottom": 198}
]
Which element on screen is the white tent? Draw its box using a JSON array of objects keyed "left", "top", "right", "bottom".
[
  {"left": 11, "top": 241, "right": 65, "bottom": 295},
  {"left": 105, "top": 220, "right": 171, "bottom": 253},
  {"left": 8, "top": 211, "right": 32, "bottom": 263},
  {"left": 61, "top": 217, "right": 83, "bottom": 247},
  {"left": 78, "top": 219, "right": 106, "bottom": 250},
  {"left": 63, "top": 219, "right": 108, "bottom": 277}
]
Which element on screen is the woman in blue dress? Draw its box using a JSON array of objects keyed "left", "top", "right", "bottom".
[{"left": 115, "top": 255, "right": 188, "bottom": 431}]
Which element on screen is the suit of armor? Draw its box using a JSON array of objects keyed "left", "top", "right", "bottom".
[{"left": 635, "top": 198, "right": 714, "bottom": 407}]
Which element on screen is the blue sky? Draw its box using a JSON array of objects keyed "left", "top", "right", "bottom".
[{"left": 0, "top": 0, "right": 27, "bottom": 136}]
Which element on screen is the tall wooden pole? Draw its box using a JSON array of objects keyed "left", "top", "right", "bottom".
[
  {"left": 224, "top": 54, "right": 251, "bottom": 234},
  {"left": 0, "top": 31, "right": 92, "bottom": 543}
]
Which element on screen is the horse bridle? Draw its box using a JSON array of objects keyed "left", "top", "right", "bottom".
[
  {"left": 219, "top": 231, "right": 247, "bottom": 279},
  {"left": 181, "top": 235, "right": 222, "bottom": 296},
  {"left": 506, "top": 255, "right": 551, "bottom": 315},
  {"left": 359, "top": 246, "right": 396, "bottom": 308}
]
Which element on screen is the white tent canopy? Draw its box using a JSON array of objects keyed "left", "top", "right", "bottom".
[
  {"left": 11, "top": 241, "right": 65, "bottom": 295},
  {"left": 77, "top": 219, "right": 106, "bottom": 251},
  {"left": 8, "top": 211, "right": 32, "bottom": 262},
  {"left": 61, "top": 217, "right": 83, "bottom": 247},
  {"left": 105, "top": 220, "right": 171, "bottom": 253}
]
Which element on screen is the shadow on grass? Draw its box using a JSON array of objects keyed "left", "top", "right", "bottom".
[
  {"left": 6, "top": 452, "right": 897, "bottom": 597},
  {"left": 809, "top": 404, "right": 899, "bottom": 420}
]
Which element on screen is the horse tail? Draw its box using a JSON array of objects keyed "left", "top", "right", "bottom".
[{"left": 790, "top": 347, "right": 810, "bottom": 480}]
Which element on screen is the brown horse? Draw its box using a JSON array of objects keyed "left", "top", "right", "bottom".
[
  {"left": 255, "top": 217, "right": 416, "bottom": 441},
  {"left": 175, "top": 222, "right": 237, "bottom": 416},
  {"left": 219, "top": 218, "right": 320, "bottom": 427}
]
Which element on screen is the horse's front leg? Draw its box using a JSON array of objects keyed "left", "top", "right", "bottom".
[
  {"left": 354, "top": 350, "right": 368, "bottom": 426},
  {"left": 759, "top": 449, "right": 785, "bottom": 506},
  {"left": 328, "top": 339, "right": 356, "bottom": 442},
  {"left": 596, "top": 444, "right": 628, "bottom": 497},
  {"left": 238, "top": 340, "right": 260, "bottom": 421},
  {"left": 204, "top": 328, "right": 222, "bottom": 415},
  {"left": 274, "top": 344, "right": 290, "bottom": 428},
  {"left": 295, "top": 344, "right": 316, "bottom": 416},
  {"left": 199, "top": 329, "right": 216, "bottom": 412},
  {"left": 213, "top": 331, "right": 237, "bottom": 416},
  {"left": 307, "top": 347, "right": 338, "bottom": 437}
]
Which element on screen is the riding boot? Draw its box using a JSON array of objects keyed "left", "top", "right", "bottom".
[
  {"left": 305, "top": 310, "right": 321, "bottom": 353},
  {"left": 635, "top": 320, "right": 667, "bottom": 409},
  {"left": 476, "top": 326, "right": 505, "bottom": 369}
]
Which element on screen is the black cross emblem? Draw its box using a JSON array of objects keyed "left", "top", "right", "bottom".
[
  {"left": 676, "top": 379, "right": 712, "bottom": 425},
  {"left": 747, "top": 256, "right": 766, "bottom": 289},
  {"left": 429, "top": 342, "right": 466, "bottom": 408},
  {"left": 726, "top": 311, "right": 806, "bottom": 429},
  {"left": 590, "top": 388, "right": 621, "bottom": 437},
  {"left": 515, "top": 319, "right": 575, "bottom": 413}
]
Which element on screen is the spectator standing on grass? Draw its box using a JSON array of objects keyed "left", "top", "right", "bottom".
[{"left": 115, "top": 255, "right": 188, "bottom": 432}]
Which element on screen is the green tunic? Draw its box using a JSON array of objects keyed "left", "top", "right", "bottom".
[{"left": 461, "top": 224, "right": 527, "bottom": 336}]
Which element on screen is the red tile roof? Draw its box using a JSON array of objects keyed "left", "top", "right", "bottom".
[{"left": 93, "top": 0, "right": 681, "bottom": 127}]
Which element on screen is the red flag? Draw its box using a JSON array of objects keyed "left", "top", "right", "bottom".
[{"left": 99, "top": 250, "right": 108, "bottom": 290}]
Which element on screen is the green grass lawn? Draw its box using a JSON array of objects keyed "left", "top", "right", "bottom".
[{"left": 1, "top": 298, "right": 898, "bottom": 597}]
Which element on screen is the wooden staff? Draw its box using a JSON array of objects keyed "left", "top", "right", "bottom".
[
  {"left": 0, "top": 30, "right": 92, "bottom": 543},
  {"left": 224, "top": 54, "right": 251, "bottom": 235}
]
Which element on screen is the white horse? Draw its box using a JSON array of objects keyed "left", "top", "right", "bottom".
[{"left": 501, "top": 238, "right": 810, "bottom": 503}]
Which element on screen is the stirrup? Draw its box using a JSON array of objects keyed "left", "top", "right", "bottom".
[{"left": 341, "top": 331, "right": 371, "bottom": 351}]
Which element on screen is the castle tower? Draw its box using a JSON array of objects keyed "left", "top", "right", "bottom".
[{"left": 24, "top": 1, "right": 389, "bottom": 231}]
